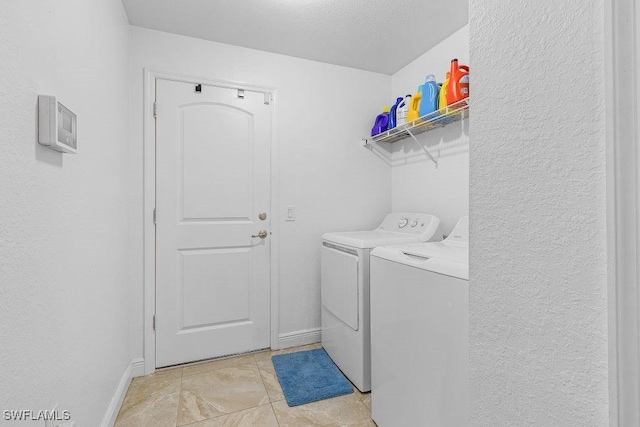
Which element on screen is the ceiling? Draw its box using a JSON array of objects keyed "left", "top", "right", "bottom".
[{"left": 121, "top": 0, "right": 468, "bottom": 75}]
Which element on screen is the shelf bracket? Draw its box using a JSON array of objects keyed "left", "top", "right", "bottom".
[
  {"left": 364, "top": 140, "right": 392, "bottom": 164},
  {"left": 406, "top": 128, "right": 438, "bottom": 168}
]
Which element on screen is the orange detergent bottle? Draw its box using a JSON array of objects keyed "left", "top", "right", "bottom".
[
  {"left": 447, "top": 59, "right": 469, "bottom": 105},
  {"left": 406, "top": 85, "right": 423, "bottom": 124}
]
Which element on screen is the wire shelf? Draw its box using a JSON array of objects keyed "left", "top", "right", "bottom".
[
  {"left": 363, "top": 97, "right": 469, "bottom": 146},
  {"left": 363, "top": 97, "right": 469, "bottom": 168}
]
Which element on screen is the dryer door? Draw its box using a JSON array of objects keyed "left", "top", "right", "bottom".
[{"left": 321, "top": 242, "right": 359, "bottom": 330}]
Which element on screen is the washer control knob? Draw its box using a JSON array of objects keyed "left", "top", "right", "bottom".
[
  {"left": 397, "top": 218, "right": 408, "bottom": 228},
  {"left": 410, "top": 220, "right": 418, "bottom": 227}
]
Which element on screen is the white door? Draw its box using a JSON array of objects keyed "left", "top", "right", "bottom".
[{"left": 155, "top": 79, "right": 272, "bottom": 367}]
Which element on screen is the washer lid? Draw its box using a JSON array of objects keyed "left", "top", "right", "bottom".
[
  {"left": 394, "top": 240, "right": 468, "bottom": 264},
  {"left": 371, "top": 244, "right": 469, "bottom": 280},
  {"left": 370, "top": 216, "right": 469, "bottom": 279}
]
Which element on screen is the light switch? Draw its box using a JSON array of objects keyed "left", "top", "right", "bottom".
[{"left": 286, "top": 205, "right": 295, "bottom": 221}]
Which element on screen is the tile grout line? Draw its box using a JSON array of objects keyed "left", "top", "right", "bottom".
[
  {"left": 254, "top": 352, "right": 283, "bottom": 427},
  {"left": 255, "top": 355, "right": 273, "bottom": 404},
  {"left": 177, "top": 361, "right": 267, "bottom": 426},
  {"left": 270, "top": 401, "right": 283, "bottom": 427},
  {"left": 255, "top": 354, "right": 287, "bottom": 405},
  {"left": 258, "top": 375, "right": 284, "bottom": 427},
  {"left": 172, "top": 345, "right": 319, "bottom": 427},
  {"left": 179, "top": 403, "right": 276, "bottom": 427},
  {"left": 173, "top": 366, "right": 185, "bottom": 427}
]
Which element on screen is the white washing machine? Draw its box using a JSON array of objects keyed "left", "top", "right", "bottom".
[
  {"left": 370, "top": 216, "right": 469, "bottom": 427},
  {"left": 321, "top": 213, "right": 442, "bottom": 392}
]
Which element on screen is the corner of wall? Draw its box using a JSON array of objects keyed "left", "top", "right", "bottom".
[{"left": 101, "top": 358, "right": 145, "bottom": 427}]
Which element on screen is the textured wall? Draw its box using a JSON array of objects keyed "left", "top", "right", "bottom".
[
  {"left": 0, "top": 1, "right": 131, "bottom": 425},
  {"left": 391, "top": 25, "right": 469, "bottom": 235},
  {"left": 469, "top": 1, "right": 609, "bottom": 425},
  {"left": 128, "top": 27, "right": 392, "bottom": 357}
]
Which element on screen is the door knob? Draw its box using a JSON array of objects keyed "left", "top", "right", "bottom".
[{"left": 252, "top": 230, "right": 268, "bottom": 239}]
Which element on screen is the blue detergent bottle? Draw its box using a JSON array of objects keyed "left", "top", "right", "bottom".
[
  {"left": 388, "top": 97, "right": 403, "bottom": 129},
  {"left": 420, "top": 75, "right": 440, "bottom": 118},
  {"left": 371, "top": 106, "right": 391, "bottom": 136}
]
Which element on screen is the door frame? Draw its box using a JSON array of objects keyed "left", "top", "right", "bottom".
[
  {"left": 605, "top": 0, "right": 640, "bottom": 424},
  {"left": 142, "top": 69, "right": 280, "bottom": 375}
]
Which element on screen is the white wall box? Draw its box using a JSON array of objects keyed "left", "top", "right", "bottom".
[{"left": 38, "top": 95, "right": 78, "bottom": 153}]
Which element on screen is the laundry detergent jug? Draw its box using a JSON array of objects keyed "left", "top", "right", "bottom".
[
  {"left": 447, "top": 59, "right": 469, "bottom": 105},
  {"left": 388, "top": 97, "right": 403, "bottom": 129},
  {"left": 395, "top": 94, "right": 412, "bottom": 126},
  {"left": 420, "top": 75, "right": 440, "bottom": 118},
  {"left": 439, "top": 72, "right": 450, "bottom": 114},
  {"left": 438, "top": 72, "right": 455, "bottom": 124},
  {"left": 371, "top": 106, "right": 391, "bottom": 136},
  {"left": 406, "top": 86, "right": 423, "bottom": 124}
]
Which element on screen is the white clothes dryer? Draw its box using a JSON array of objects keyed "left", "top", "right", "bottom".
[
  {"left": 321, "top": 213, "right": 442, "bottom": 392},
  {"left": 370, "top": 216, "right": 469, "bottom": 426}
]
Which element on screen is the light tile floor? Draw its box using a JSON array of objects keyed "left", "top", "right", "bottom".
[{"left": 115, "top": 344, "right": 374, "bottom": 427}]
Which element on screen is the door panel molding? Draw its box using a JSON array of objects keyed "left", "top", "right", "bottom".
[
  {"left": 178, "top": 103, "right": 254, "bottom": 221},
  {"left": 176, "top": 246, "right": 252, "bottom": 331},
  {"left": 142, "top": 69, "right": 279, "bottom": 374}
]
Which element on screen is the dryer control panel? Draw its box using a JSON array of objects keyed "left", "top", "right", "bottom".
[{"left": 377, "top": 213, "right": 442, "bottom": 239}]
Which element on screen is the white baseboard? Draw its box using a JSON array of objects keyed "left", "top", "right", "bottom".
[
  {"left": 278, "top": 327, "right": 321, "bottom": 349},
  {"left": 130, "top": 358, "right": 145, "bottom": 378},
  {"left": 101, "top": 358, "right": 144, "bottom": 427}
]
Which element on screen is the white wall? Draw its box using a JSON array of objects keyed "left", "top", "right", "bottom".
[
  {"left": 0, "top": 1, "right": 131, "bottom": 425},
  {"left": 128, "top": 27, "right": 392, "bottom": 358},
  {"left": 469, "top": 2, "right": 608, "bottom": 426},
  {"left": 390, "top": 26, "right": 469, "bottom": 235}
]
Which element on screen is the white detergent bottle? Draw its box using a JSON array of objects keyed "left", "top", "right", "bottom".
[{"left": 395, "top": 94, "right": 412, "bottom": 126}]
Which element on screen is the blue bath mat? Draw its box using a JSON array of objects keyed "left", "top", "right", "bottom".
[{"left": 271, "top": 348, "right": 354, "bottom": 406}]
